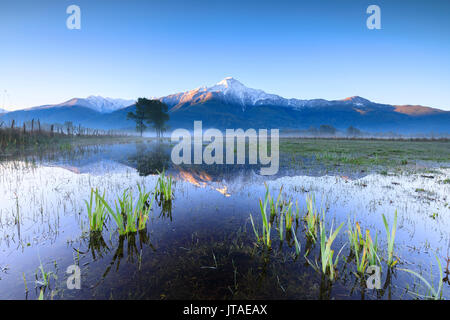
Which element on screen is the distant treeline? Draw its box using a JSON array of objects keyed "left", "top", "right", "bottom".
[{"left": 281, "top": 124, "right": 450, "bottom": 140}]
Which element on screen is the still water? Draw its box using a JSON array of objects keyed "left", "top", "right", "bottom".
[{"left": 0, "top": 142, "right": 449, "bottom": 299}]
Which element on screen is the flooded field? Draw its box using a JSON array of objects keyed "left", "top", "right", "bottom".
[{"left": 0, "top": 139, "right": 449, "bottom": 300}]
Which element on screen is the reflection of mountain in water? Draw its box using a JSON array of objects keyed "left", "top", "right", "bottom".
[{"left": 22, "top": 141, "right": 372, "bottom": 184}]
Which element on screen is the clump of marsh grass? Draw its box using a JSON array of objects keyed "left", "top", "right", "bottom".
[
  {"left": 283, "top": 201, "right": 297, "bottom": 232},
  {"left": 365, "top": 230, "right": 380, "bottom": 267},
  {"left": 382, "top": 210, "right": 398, "bottom": 268},
  {"left": 136, "top": 184, "right": 153, "bottom": 230},
  {"left": 105, "top": 188, "right": 131, "bottom": 235},
  {"left": 347, "top": 221, "right": 380, "bottom": 275},
  {"left": 318, "top": 218, "right": 345, "bottom": 281},
  {"left": 155, "top": 169, "right": 173, "bottom": 202},
  {"left": 99, "top": 184, "right": 153, "bottom": 236},
  {"left": 154, "top": 171, "right": 173, "bottom": 219},
  {"left": 348, "top": 221, "right": 367, "bottom": 274},
  {"left": 250, "top": 185, "right": 272, "bottom": 249},
  {"left": 304, "top": 195, "right": 319, "bottom": 241},
  {"left": 85, "top": 188, "right": 108, "bottom": 232},
  {"left": 307, "top": 211, "right": 345, "bottom": 282},
  {"left": 268, "top": 185, "right": 283, "bottom": 221},
  {"left": 275, "top": 197, "right": 301, "bottom": 248},
  {"left": 266, "top": 184, "right": 298, "bottom": 243}
]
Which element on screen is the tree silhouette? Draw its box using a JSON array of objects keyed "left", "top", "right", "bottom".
[
  {"left": 127, "top": 98, "right": 169, "bottom": 138},
  {"left": 146, "top": 100, "right": 169, "bottom": 138},
  {"left": 127, "top": 99, "right": 148, "bottom": 136}
]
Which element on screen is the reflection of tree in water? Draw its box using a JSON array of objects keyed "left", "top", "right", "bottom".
[
  {"left": 128, "top": 142, "right": 171, "bottom": 176},
  {"left": 127, "top": 141, "right": 271, "bottom": 182}
]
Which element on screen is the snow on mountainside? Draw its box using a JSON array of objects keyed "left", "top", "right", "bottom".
[
  {"left": 4, "top": 77, "right": 420, "bottom": 115},
  {"left": 160, "top": 77, "right": 368, "bottom": 110},
  {"left": 2, "top": 77, "right": 448, "bottom": 134},
  {"left": 162, "top": 77, "right": 287, "bottom": 109},
  {"left": 29, "top": 96, "right": 135, "bottom": 113},
  {"left": 83, "top": 96, "right": 135, "bottom": 113},
  {"left": 207, "top": 77, "right": 282, "bottom": 106},
  {"left": 0, "top": 108, "right": 7, "bottom": 114}
]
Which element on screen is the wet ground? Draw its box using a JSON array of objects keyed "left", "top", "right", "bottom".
[{"left": 0, "top": 140, "right": 449, "bottom": 300}]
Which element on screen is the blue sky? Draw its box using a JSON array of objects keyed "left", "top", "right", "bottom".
[{"left": 1, "top": 0, "right": 450, "bottom": 111}]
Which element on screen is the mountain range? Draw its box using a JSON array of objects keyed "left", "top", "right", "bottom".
[{"left": 1, "top": 77, "right": 449, "bottom": 134}]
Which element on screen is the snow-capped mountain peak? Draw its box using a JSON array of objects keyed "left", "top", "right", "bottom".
[
  {"left": 162, "top": 77, "right": 376, "bottom": 111},
  {"left": 341, "top": 96, "right": 372, "bottom": 105},
  {"left": 213, "top": 77, "right": 247, "bottom": 90},
  {"left": 84, "top": 96, "right": 135, "bottom": 113},
  {"left": 29, "top": 96, "right": 136, "bottom": 113},
  {"left": 205, "top": 77, "right": 282, "bottom": 107},
  {"left": 161, "top": 77, "right": 305, "bottom": 109}
]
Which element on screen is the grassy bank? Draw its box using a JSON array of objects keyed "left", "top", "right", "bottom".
[{"left": 280, "top": 138, "right": 450, "bottom": 167}]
